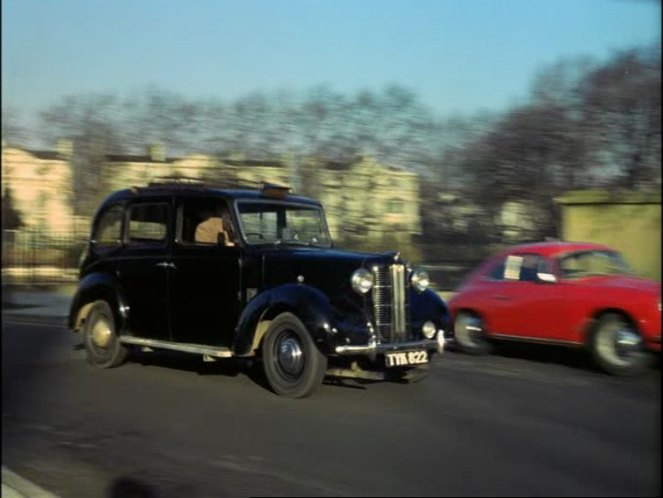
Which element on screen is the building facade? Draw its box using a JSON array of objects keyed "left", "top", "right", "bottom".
[
  {"left": 2, "top": 142, "right": 421, "bottom": 245},
  {"left": 314, "top": 155, "right": 422, "bottom": 241},
  {"left": 2, "top": 141, "right": 75, "bottom": 233}
]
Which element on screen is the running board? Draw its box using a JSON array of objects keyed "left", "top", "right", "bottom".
[{"left": 120, "top": 336, "right": 233, "bottom": 358}]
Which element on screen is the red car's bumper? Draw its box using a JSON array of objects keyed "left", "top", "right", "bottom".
[{"left": 645, "top": 335, "right": 661, "bottom": 352}]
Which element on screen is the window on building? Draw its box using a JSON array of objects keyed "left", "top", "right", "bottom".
[
  {"left": 386, "top": 199, "right": 404, "bottom": 214},
  {"left": 36, "top": 191, "right": 49, "bottom": 211}
]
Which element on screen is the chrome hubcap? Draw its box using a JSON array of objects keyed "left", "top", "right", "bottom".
[
  {"left": 277, "top": 333, "right": 304, "bottom": 378},
  {"left": 457, "top": 315, "right": 483, "bottom": 345},
  {"left": 91, "top": 319, "right": 112, "bottom": 348},
  {"left": 614, "top": 329, "right": 642, "bottom": 359},
  {"left": 597, "top": 324, "right": 642, "bottom": 366}
]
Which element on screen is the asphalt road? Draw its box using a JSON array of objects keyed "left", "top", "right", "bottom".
[{"left": 2, "top": 317, "right": 660, "bottom": 497}]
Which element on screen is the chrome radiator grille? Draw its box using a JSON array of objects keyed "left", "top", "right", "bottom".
[{"left": 372, "top": 264, "right": 411, "bottom": 342}]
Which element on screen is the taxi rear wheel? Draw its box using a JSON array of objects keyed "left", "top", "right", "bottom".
[
  {"left": 261, "top": 312, "right": 328, "bottom": 398},
  {"left": 83, "top": 300, "right": 128, "bottom": 369}
]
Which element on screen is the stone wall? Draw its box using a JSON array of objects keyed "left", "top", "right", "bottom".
[{"left": 556, "top": 190, "right": 661, "bottom": 281}]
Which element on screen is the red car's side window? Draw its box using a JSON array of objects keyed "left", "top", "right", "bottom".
[
  {"left": 486, "top": 259, "right": 507, "bottom": 280},
  {"left": 485, "top": 253, "right": 552, "bottom": 282}
]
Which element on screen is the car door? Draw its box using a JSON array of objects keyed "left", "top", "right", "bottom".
[
  {"left": 169, "top": 197, "right": 241, "bottom": 347},
  {"left": 476, "top": 254, "right": 520, "bottom": 334},
  {"left": 487, "top": 253, "right": 565, "bottom": 340},
  {"left": 118, "top": 198, "right": 172, "bottom": 340}
]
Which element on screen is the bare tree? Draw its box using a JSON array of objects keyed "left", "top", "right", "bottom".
[
  {"left": 39, "top": 93, "right": 126, "bottom": 216},
  {"left": 1, "top": 106, "right": 27, "bottom": 145},
  {"left": 578, "top": 46, "right": 661, "bottom": 189}
]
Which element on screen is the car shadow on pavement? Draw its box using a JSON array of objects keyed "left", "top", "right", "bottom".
[
  {"left": 491, "top": 342, "right": 596, "bottom": 371},
  {"left": 129, "top": 349, "right": 249, "bottom": 378},
  {"left": 125, "top": 349, "right": 383, "bottom": 394},
  {"left": 108, "top": 476, "right": 159, "bottom": 498},
  {"left": 489, "top": 341, "right": 660, "bottom": 377}
]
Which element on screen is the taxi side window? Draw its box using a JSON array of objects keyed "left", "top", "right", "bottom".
[
  {"left": 178, "top": 199, "right": 236, "bottom": 246},
  {"left": 93, "top": 205, "right": 124, "bottom": 248},
  {"left": 127, "top": 203, "right": 168, "bottom": 245}
]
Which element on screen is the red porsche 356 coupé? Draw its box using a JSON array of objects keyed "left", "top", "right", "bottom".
[{"left": 449, "top": 242, "right": 660, "bottom": 375}]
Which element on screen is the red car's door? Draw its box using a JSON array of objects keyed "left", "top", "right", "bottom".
[
  {"left": 485, "top": 253, "right": 568, "bottom": 340},
  {"left": 469, "top": 255, "right": 522, "bottom": 334}
]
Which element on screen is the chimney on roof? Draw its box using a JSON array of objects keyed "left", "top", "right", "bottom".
[
  {"left": 57, "top": 139, "right": 73, "bottom": 159},
  {"left": 148, "top": 144, "right": 166, "bottom": 162}
]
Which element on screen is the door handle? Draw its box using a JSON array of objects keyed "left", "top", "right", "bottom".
[
  {"left": 492, "top": 295, "right": 510, "bottom": 301},
  {"left": 156, "top": 262, "right": 176, "bottom": 269}
]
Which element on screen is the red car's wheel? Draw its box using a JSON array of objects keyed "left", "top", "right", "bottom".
[
  {"left": 453, "top": 311, "right": 492, "bottom": 355},
  {"left": 591, "top": 313, "right": 651, "bottom": 376}
]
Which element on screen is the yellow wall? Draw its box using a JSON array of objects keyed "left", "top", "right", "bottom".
[{"left": 557, "top": 190, "right": 661, "bottom": 281}]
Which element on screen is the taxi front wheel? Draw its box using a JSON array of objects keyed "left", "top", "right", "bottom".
[{"left": 261, "top": 312, "right": 327, "bottom": 398}]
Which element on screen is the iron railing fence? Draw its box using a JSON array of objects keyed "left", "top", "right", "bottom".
[
  {"left": 2, "top": 228, "right": 496, "bottom": 289},
  {"left": 2, "top": 229, "right": 88, "bottom": 285}
]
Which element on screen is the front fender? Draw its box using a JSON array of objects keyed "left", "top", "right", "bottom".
[
  {"left": 409, "top": 289, "right": 451, "bottom": 336},
  {"left": 233, "top": 283, "right": 337, "bottom": 356},
  {"left": 68, "top": 272, "right": 128, "bottom": 333}
]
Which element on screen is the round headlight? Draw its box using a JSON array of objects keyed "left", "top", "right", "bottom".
[
  {"left": 422, "top": 321, "right": 437, "bottom": 339},
  {"left": 411, "top": 268, "right": 430, "bottom": 293},
  {"left": 351, "top": 268, "right": 374, "bottom": 294}
]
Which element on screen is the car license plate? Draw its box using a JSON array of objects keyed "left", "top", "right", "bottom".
[{"left": 384, "top": 350, "right": 428, "bottom": 367}]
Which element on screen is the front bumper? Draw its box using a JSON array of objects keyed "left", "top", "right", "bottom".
[
  {"left": 645, "top": 335, "right": 661, "bottom": 352},
  {"left": 334, "top": 333, "right": 445, "bottom": 360}
]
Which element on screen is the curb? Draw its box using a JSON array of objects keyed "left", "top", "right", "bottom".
[
  {"left": 1, "top": 466, "right": 59, "bottom": 498},
  {"left": 1, "top": 314, "right": 67, "bottom": 328}
]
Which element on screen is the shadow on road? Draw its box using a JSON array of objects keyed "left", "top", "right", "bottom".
[
  {"left": 108, "top": 476, "right": 159, "bottom": 498},
  {"left": 124, "top": 349, "right": 391, "bottom": 394},
  {"left": 129, "top": 349, "right": 249, "bottom": 378},
  {"left": 492, "top": 341, "right": 596, "bottom": 370},
  {"left": 446, "top": 339, "right": 661, "bottom": 378}
]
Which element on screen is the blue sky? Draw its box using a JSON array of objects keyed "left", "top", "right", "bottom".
[{"left": 2, "top": 0, "right": 660, "bottom": 119}]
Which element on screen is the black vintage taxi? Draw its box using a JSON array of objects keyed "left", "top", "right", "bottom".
[{"left": 69, "top": 180, "right": 449, "bottom": 397}]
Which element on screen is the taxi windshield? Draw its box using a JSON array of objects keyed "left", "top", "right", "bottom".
[{"left": 236, "top": 201, "right": 332, "bottom": 247}]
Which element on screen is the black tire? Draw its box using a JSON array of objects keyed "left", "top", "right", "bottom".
[
  {"left": 453, "top": 311, "right": 492, "bottom": 355},
  {"left": 83, "top": 300, "right": 128, "bottom": 369},
  {"left": 261, "top": 312, "right": 327, "bottom": 398},
  {"left": 590, "top": 313, "right": 651, "bottom": 376}
]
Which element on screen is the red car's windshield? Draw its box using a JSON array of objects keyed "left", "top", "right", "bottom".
[{"left": 557, "top": 250, "right": 632, "bottom": 280}]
